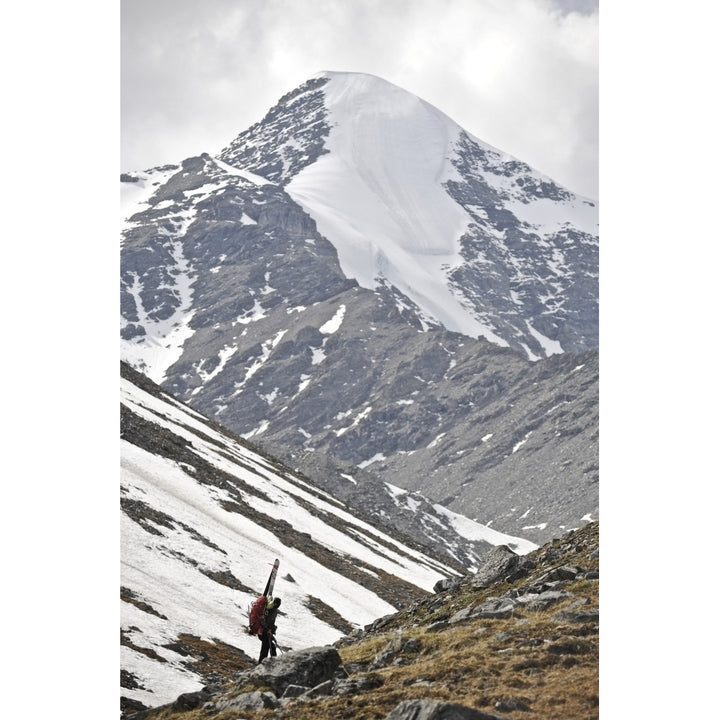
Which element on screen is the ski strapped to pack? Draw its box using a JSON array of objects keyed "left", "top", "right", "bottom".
[
  {"left": 263, "top": 558, "right": 279, "bottom": 597},
  {"left": 248, "top": 559, "right": 279, "bottom": 635}
]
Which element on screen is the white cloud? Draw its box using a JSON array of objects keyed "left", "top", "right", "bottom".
[{"left": 121, "top": 0, "right": 598, "bottom": 198}]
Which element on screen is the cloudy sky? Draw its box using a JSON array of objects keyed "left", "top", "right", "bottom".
[{"left": 121, "top": 0, "right": 599, "bottom": 199}]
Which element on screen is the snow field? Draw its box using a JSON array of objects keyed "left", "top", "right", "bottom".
[{"left": 121, "top": 375, "right": 452, "bottom": 706}]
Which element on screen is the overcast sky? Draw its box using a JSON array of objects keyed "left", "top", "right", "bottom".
[{"left": 121, "top": 0, "right": 598, "bottom": 199}]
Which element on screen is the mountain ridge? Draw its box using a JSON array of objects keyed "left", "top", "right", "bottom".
[
  {"left": 216, "top": 71, "right": 598, "bottom": 356},
  {"left": 120, "top": 70, "right": 598, "bottom": 547},
  {"left": 121, "top": 359, "right": 539, "bottom": 711}
]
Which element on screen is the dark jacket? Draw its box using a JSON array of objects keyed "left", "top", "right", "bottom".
[{"left": 261, "top": 600, "right": 280, "bottom": 632}]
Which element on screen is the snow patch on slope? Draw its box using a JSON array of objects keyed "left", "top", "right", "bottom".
[
  {"left": 121, "top": 166, "right": 180, "bottom": 232},
  {"left": 121, "top": 228, "right": 197, "bottom": 384},
  {"left": 286, "top": 71, "right": 507, "bottom": 345},
  {"left": 121, "top": 373, "right": 453, "bottom": 706},
  {"left": 431, "top": 503, "right": 538, "bottom": 555}
]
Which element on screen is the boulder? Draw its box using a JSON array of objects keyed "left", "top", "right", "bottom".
[
  {"left": 364, "top": 613, "right": 396, "bottom": 632},
  {"left": 333, "top": 673, "right": 384, "bottom": 695},
  {"left": 369, "top": 635, "right": 422, "bottom": 669},
  {"left": 303, "top": 679, "right": 335, "bottom": 698},
  {"left": 433, "top": 577, "right": 461, "bottom": 593},
  {"left": 523, "top": 589, "right": 571, "bottom": 611},
  {"left": 449, "top": 606, "right": 475, "bottom": 624},
  {"left": 384, "top": 698, "right": 510, "bottom": 719},
  {"left": 471, "top": 597, "right": 517, "bottom": 619},
  {"left": 552, "top": 609, "right": 599, "bottom": 624},
  {"left": 280, "top": 684, "right": 310, "bottom": 699},
  {"left": 169, "top": 689, "right": 212, "bottom": 712},
  {"left": 426, "top": 620, "right": 450, "bottom": 633},
  {"left": 472, "top": 546, "right": 534, "bottom": 589},
  {"left": 213, "top": 691, "right": 279, "bottom": 712},
  {"left": 245, "top": 645, "right": 342, "bottom": 696}
]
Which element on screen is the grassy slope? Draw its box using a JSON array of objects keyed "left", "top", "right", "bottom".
[{"left": 128, "top": 522, "right": 599, "bottom": 720}]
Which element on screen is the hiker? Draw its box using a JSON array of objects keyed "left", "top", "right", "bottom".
[{"left": 258, "top": 596, "right": 281, "bottom": 662}]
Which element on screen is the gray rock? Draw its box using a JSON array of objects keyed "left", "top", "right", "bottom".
[
  {"left": 342, "top": 661, "right": 369, "bottom": 674},
  {"left": 334, "top": 673, "right": 384, "bottom": 695},
  {"left": 333, "top": 633, "right": 359, "bottom": 648},
  {"left": 244, "top": 645, "right": 342, "bottom": 696},
  {"left": 384, "top": 698, "right": 510, "bottom": 719},
  {"left": 369, "top": 635, "right": 421, "bottom": 669},
  {"left": 471, "top": 597, "right": 517, "bottom": 619},
  {"left": 170, "top": 689, "right": 212, "bottom": 712},
  {"left": 365, "top": 614, "right": 397, "bottom": 633},
  {"left": 426, "top": 620, "right": 450, "bottom": 633},
  {"left": 523, "top": 589, "right": 572, "bottom": 611},
  {"left": 434, "top": 577, "right": 461, "bottom": 593},
  {"left": 213, "top": 690, "right": 279, "bottom": 712},
  {"left": 553, "top": 609, "right": 599, "bottom": 624},
  {"left": 280, "top": 684, "right": 310, "bottom": 698},
  {"left": 535, "top": 565, "right": 580, "bottom": 584},
  {"left": 303, "top": 679, "right": 335, "bottom": 697},
  {"left": 449, "top": 606, "right": 476, "bottom": 624},
  {"left": 472, "top": 546, "right": 535, "bottom": 589}
]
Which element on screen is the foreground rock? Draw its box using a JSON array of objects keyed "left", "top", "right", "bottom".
[
  {"left": 384, "top": 699, "right": 509, "bottom": 720},
  {"left": 240, "top": 645, "right": 343, "bottom": 696}
]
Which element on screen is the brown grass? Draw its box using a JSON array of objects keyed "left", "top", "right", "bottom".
[{"left": 125, "top": 523, "right": 599, "bottom": 720}]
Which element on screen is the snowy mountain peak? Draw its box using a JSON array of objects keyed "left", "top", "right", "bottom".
[
  {"left": 287, "top": 72, "right": 483, "bottom": 341},
  {"left": 304, "top": 70, "right": 468, "bottom": 257},
  {"left": 121, "top": 72, "right": 598, "bottom": 549},
  {"left": 215, "top": 71, "right": 597, "bottom": 355}
]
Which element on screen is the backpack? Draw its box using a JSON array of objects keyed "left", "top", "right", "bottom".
[{"left": 248, "top": 595, "right": 267, "bottom": 635}]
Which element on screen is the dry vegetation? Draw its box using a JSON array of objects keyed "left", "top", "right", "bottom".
[{"left": 127, "top": 523, "right": 599, "bottom": 720}]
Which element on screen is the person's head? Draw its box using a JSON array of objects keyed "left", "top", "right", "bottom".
[{"left": 274, "top": 597, "right": 281, "bottom": 608}]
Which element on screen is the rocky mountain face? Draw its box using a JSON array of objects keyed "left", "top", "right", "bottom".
[
  {"left": 216, "top": 72, "right": 598, "bottom": 357},
  {"left": 121, "top": 360, "right": 536, "bottom": 714},
  {"left": 120, "top": 71, "right": 598, "bottom": 547}
]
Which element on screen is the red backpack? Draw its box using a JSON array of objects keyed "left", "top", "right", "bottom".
[{"left": 248, "top": 595, "right": 267, "bottom": 635}]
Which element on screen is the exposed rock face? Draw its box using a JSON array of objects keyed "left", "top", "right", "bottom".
[{"left": 121, "top": 72, "right": 598, "bottom": 548}]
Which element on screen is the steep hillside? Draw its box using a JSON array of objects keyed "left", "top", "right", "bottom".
[
  {"left": 123, "top": 522, "right": 599, "bottom": 720},
  {"left": 121, "top": 361, "right": 535, "bottom": 714}
]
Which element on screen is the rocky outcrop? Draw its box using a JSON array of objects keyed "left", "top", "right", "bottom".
[
  {"left": 384, "top": 699, "right": 509, "bottom": 720},
  {"left": 212, "top": 690, "right": 279, "bottom": 713},
  {"left": 241, "top": 645, "right": 343, "bottom": 696},
  {"left": 470, "top": 544, "right": 536, "bottom": 588}
]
